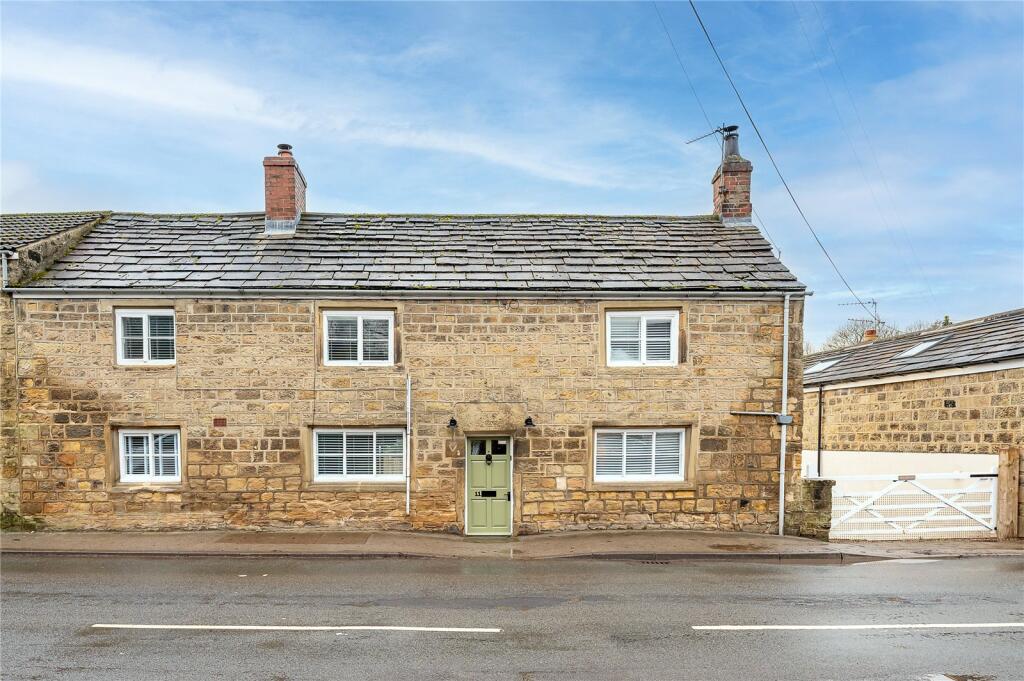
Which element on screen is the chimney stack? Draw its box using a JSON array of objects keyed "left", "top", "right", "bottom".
[
  {"left": 861, "top": 328, "right": 878, "bottom": 343},
  {"left": 264, "top": 143, "right": 306, "bottom": 235},
  {"left": 712, "top": 126, "right": 752, "bottom": 223}
]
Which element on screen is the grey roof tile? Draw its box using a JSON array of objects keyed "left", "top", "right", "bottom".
[
  {"left": 1, "top": 212, "right": 106, "bottom": 250},
  {"left": 16, "top": 211, "right": 805, "bottom": 293},
  {"left": 804, "top": 308, "right": 1024, "bottom": 385}
]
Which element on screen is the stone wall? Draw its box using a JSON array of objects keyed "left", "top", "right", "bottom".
[
  {"left": 11, "top": 296, "right": 804, "bottom": 533},
  {"left": 2, "top": 216, "right": 104, "bottom": 512},
  {"left": 803, "top": 367, "right": 1024, "bottom": 535}
]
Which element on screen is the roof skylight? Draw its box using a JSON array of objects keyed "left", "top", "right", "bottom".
[
  {"left": 893, "top": 337, "right": 946, "bottom": 359},
  {"left": 806, "top": 357, "right": 844, "bottom": 374}
]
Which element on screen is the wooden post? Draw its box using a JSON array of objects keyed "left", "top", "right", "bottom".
[{"left": 996, "top": 446, "right": 1020, "bottom": 541}]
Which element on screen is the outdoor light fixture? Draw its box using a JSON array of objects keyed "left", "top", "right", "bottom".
[
  {"left": 447, "top": 417, "right": 458, "bottom": 429},
  {"left": 524, "top": 417, "right": 535, "bottom": 428}
]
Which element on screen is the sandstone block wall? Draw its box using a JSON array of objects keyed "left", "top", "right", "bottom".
[
  {"left": 10, "top": 296, "right": 804, "bottom": 533},
  {"left": 803, "top": 367, "right": 1024, "bottom": 535},
  {"left": 2, "top": 217, "right": 103, "bottom": 511}
]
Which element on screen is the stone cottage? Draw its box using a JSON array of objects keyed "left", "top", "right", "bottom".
[
  {"left": 803, "top": 308, "right": 1024, "bottom": 536},
  {"left": 1, "top": 132, "right": 811, "bottom": 535}
]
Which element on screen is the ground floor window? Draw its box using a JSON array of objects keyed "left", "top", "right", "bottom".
[
  {"left": 313, "top": 428, "right": 406, "bottom": 482},
  {"left": 594, "top": 428, "right": 685, "bottom": 482},
  {"left": 119, "top": 429, "right": 181, "bottom": 484}
]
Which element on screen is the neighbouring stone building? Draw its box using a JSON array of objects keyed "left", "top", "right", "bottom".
[
  {"left": 802, "top": 308, "right": 1024, "bottom": 535},
  {"left": 1, "top": 213, "right": 108, "bottom": 515},
  {"left": 1, "top": 133, "right": 813, "bottom": 535}
]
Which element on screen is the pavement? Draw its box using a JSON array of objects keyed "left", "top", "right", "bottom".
[
  {"left": 2, "top": 553, "right": 1022, "bottom": 680},
  {"left": 2, "top": 528, "right": 1022, "bottom": 561}
]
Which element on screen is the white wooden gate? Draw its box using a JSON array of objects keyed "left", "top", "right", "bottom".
[{"left": 829, "top": 472, "right": 997, "bottom": 540}]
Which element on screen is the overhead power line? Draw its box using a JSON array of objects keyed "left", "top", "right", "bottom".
[
  {"left": 686, "top": 0, "right": 879, "bottom": 323},
  {"left": 791, "top": 2, "right": 937, "bottom": 308},
  {"left": 808, "top": 1, "right": 938, "bottom": 308},
  {"left": 652, "top": 2, "right": 779, "bottom": 258},
  {"left": 652, "top": 1, "right": 715, "bottom": 133}
]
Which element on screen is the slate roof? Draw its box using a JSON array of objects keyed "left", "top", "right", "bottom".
[
  {"left": 0, "top": 212, "right": 106, "bottom": 251},
  {"left": 21, "top": 212, "right": 805, "bottom": 293},
  {"left": 804, "top": 307, "right": 1024, "bottom": 386}
]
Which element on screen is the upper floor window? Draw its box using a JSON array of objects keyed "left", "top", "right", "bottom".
[
  {"left": 313, "top": 428, "right": 406, "bottom": 483},
  {"left": 606, "top": 310, "right": 679, "bottom": 366},
  {"left": 323, "top": 311, "right": 394, "bottom": 366},
  {"left": 115, "top": 309, "right": 176, "bottom": 366},
  {"left": 119, "top": 429, "right": 181, "bottom": 484},
  {"left": 594, "top": 428, "right": 685, "bottom": 483}
]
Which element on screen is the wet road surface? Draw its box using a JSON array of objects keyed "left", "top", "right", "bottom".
[{"left": 1, "top": 555, "right": 1022, "bottom": 680}]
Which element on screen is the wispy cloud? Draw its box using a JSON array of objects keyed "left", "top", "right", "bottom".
[{"left": 1, "top": 28, "right": 675, "bottom": 190}]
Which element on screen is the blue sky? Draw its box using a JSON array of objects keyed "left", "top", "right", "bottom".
[{"left": 1, "top": 1, "right": 1021, "bottom": 345}]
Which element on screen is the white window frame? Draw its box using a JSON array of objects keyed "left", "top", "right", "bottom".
[
  {"left": 593, "top": 428, "right": 686, "bottom": 483},
  {"left": 118, "top": 428, "right": 181, "bottom": 484},
  {"left": 322, "top": 311, "right": 395, "bottom": 366},
  {"left": 605, "top": 310, "right": 679, "bottom": 367},
  {"left": 115, "top": 308, "right": 176, "bottom": 366},
  {"left": 312, "top": 428, "right": 407, "bottom": 483}
]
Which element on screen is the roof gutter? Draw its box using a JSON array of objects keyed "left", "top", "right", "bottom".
[{"left": 4, "top": 286, "right": 809, "bottom": 301}]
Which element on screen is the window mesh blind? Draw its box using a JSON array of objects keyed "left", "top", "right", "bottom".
[
  {"left": 327, "top": 317, "right": 358, "bottom": 361},
  {"left": 154, "top": 434, "right": 178, "bottom": 476},
  {"left": 645, "top": 319, "right": 673, "bottom": 362},
  {"left": 121, "top": 317, "right": 145, "bottom": 360},
  {"left": 362, "top": 318, "right": 390, "bottom": 362},
  {"left": 148, "top": 315, "right": 176, "bottom": 360},
  {"left": 124, "top": 435, "right": 150, "bottom": 475},
  {"left": 609, "top": 316, "right": 641, "bottom": 363}
]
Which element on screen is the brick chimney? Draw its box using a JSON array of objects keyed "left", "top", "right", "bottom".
[
  {"left": 861, "top": 328, "right": 878, "bottom": 343},
  {"left": 712, "top": 126, "right": 752, "bottom": 223},
  {"left": 264, "top": 143, "right": 306, "bottom": 235}
]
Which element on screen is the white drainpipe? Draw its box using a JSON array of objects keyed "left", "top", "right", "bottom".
[
  {"left": 406, "top": 373, "right": 412, "bottom": 515},
  {"left": 777, "top": 293, "right": 792, "bottom": 536}
]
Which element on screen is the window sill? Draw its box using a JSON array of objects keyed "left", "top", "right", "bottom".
[
  {"left": 114, "top": 363, "right": 176, "bottom": 370},
  {"left": 320, "top": 363, "right": 400, "bottom": 369},
  {"left": 589, "top": 480, "right": 695, "bottom": 492},
  {"left": 304, "top": 482, "right": 407, "bottom": 492},
  {"left": 111, "top": 483, "right": 183, "bottom": 493}
]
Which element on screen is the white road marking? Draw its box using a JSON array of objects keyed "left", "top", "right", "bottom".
[
  {"left": 693, "top": 623, "right": 1024, "bottom": 631},
  {"left": 850, "top": 559, "right": 941, "bottom": 566},
  {"left": 92, "top": 624, "right": 501, "bottom": 633}
]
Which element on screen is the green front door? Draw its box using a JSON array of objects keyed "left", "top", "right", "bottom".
[{"left": 466, "top": 438, "right": 512, "bottom": 535}]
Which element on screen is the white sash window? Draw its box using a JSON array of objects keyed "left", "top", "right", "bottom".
[
  {"left": 115, "top": 309, "right": 176, "bottom": 365},
  {"left": 119, "top": 429, "right": 181, "bottom": 484},
  {"left": 323, "top": 311, "right": 394, "bottom": 366},
  {"left": 313, "top": 428, "right": 406, "bottom": 482},
  {"left": 594, "top": 428, "right": 685, "bottom": 482},
  {"left": 606, "top": 311, "right": 679, "bottom": 366}
]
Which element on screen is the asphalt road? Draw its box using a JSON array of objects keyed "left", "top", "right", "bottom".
[{"left": 1, "top": 555, "right": 1022, "bottom": 681}]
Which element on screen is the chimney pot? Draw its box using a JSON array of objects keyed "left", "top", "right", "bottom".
[
  {"left": 712, "top": 125, "right": 752, "bottom": 222},
  {"left": 862, "top": 328, "right": 878, "bottom": 342},
  {"left": 277, "top": 143, "right": 293, "bottom": 156}
]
